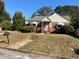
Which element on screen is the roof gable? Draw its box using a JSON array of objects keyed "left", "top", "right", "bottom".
[{"left": 49, "top": 13, "right": 69, "bottom": 23}]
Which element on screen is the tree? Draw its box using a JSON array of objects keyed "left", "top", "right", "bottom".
[
  {"left": 1, "top": 20, "right": 12, "bottom": 30},
  {"left": 70, "top": 16, "right": 79, "bottom": 29},
  {"left": 3, "top": 11, "right": 11, "bottom": 21},
  {"left": 31, "top": 13, "right": 37, "bottom": 18},
  {"left": 54, "top": 5, "right": 79, "bottom": 16},
  {"left": 0, "top": 0, "right": 11, "bottom": 22},
  {"left": 0, "top": 0, "right": 5, "bottom": 14},
  {"left": 63, "top": 6, "right": 79, "bottom": 15},
  {"left": 12, "top": 11, "right": 25, "bottom": 30},
  {"left": 0, "top": 11, "right": 11, "bottom": 23},
  {"left": 54, "top": 6, "right": 63, "bottom": 14},
  {"left": 31, "top": 6, "right": 53, "bottom": 17}
]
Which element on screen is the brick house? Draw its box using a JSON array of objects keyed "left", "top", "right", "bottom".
[{"left": 28, "top": 13, "right": 70, "bottom": 33}]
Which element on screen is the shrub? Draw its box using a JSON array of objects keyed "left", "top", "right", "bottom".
[
  {"left": 63, "top": 25, "right": 75, "bottom": 35},
  {"left": 56, "top": 25, "right": 65, "bottom": 34},
  {"left": 1, "top": 20, "right": 12, "bottom": 30},
  {"left": 74, "top": 48, "right": 79, "bottom": 55},
  {"left": 21, "top": 26, "right": 34, "bottom": 32}
]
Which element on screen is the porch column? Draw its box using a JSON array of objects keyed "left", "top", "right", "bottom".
[
  {"left": 41, "top": 21, "right": 43, "bottom": 33},
  {"left": 30, "top": 21, "right": 32, "bottom": 32},
  {"left": 30, "top": 21, "right": 31, "bottom": 26},
  {"left": 35, "top": 25, "right": 37, "bottom": 32}
]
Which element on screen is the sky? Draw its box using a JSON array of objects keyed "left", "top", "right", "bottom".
[{"left": 4, "top": 0, "right": 79, "bottom": 19}]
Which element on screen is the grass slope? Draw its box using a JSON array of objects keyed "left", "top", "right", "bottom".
[
  {"left": 20, "top": 34, "right": 79, "bottom": 59},
  {"left": 0, "top": 32, "right": 30, "bottom": 47}
]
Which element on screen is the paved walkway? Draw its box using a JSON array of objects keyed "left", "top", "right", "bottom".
[{"left": 7, "top": 34, "right": 33, "bottom": 49}]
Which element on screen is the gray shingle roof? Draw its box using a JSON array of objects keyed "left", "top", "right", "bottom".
[{"left": 30, "top": 16, "right": 46, "bottom": 22}]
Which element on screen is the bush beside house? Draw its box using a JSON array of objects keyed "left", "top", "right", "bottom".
[
  {"left": 63, "top": 25, "right": 75, "bottom": 35},
  {"left": 20, "top": 26, "right": 34, "bottom": 32}
]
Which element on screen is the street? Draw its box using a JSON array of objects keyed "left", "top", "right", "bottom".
[{"left": 0, "top": 48, "right": 53, "bottom": 59}]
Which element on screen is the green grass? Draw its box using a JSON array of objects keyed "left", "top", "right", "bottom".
[{"left": 20, "top": 34, "right": 79, "bottom": 59}]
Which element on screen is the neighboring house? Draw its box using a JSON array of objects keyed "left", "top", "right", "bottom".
[{"left": 29, "top": 13, "right": 70, "bottom": 33}]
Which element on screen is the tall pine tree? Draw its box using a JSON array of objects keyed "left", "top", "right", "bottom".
[{"left": 12, "top": 11, "right": 25, "bottom": 30}]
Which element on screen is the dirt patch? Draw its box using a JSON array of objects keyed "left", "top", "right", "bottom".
[{"left": 7, "top": 33, "right": 33, "bottom": 49}]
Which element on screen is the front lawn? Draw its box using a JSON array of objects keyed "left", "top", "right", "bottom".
[
  {"left": 0, "top": 32, "right": 30, "bottom": 47},
  {"left": 20, "top": 34, "right": 79, "bottom": 59}
]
